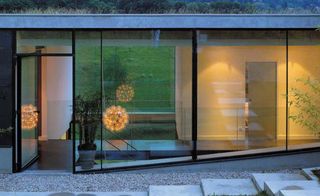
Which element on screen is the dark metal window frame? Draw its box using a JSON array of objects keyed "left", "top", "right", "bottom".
[{"left": 10, "top": 28, "right": 319, "bottom": 174}]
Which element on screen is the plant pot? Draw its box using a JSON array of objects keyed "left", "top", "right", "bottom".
[
  {"left": 78, "top": 143, "right": 97, "bottom": 170},
  {"left": 78, "top": 149, "right": 96, "bottom": 170}
]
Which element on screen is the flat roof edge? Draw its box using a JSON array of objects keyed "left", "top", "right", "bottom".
[{"left": 0, "top": 14, "right": 319, "bottom": 29}]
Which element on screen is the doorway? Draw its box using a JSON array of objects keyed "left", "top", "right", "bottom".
[{"left": 17, "top": 54, "right": 73, "bottom": 172}]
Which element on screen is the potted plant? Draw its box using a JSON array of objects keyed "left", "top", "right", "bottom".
[
  {"left": 74, "top": 93, "right": 101, "bottom": 169},
  {"left": 0, "top": 127, "right": 13, "bottom": 146}
]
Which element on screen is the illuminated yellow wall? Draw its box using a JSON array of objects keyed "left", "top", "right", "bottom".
[
  {"left": 288, "top": 46, "right": 320, "bottom": 140},
  {"left": 197, "top": 45, "right": 287, "bottom": 140},
  {"left": 194, "top": 45, "right": 320, "bottom": 141}
]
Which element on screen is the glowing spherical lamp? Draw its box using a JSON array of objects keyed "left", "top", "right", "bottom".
[
  {"left": 116, "top": 84, "right": 134, "bottom": 103},
  {"left": 103, "top": 105, "right": 129, "bottom": 131},
  {"left": 21, "top": 104, "right": 38, "bottom": 130}
]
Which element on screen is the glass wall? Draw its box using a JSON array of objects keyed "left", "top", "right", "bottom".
[
  {"left": 288, "top": 31, "right": 320, "bottom": 149},
  {"left": 101, "top": 30, "right": 192, "bottom": 169},
  {"left": 74, "top": 31, "right": 102, "bottom": 172},
  {"left": 12, "top": 29, "right": 320, "bottom": 173},
  {"left": 74, "top": 30, "right": 193, "bottom": 171},
  {"left": 197, "top": 30, "right": 287, "bottom": 156}
]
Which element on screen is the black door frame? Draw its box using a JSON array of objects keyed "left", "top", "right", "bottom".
[{"left": 15, "top": 52, "right": 73, "bottom": 172}]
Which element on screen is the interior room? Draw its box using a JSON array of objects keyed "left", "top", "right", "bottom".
[{"left": 17, "top": 31, "right": 73, "bottom": 171}]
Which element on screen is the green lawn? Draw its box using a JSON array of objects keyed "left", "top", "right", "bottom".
[
  {"left": 76, "top": 45, "right": 175, "bottom": 113},
  {"left": 75, "top": 45, "right": 177, "bottom": 140}
]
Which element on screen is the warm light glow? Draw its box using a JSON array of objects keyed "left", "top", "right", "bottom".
[
  {"left": 103, "top": 105, "right": 129, "bottom": 131},
  {"left": 21, "top": 104, "right": 38, "bottom": 130},
  {"left": 116, "top": 84, "right": 134, "bottom": 102}
]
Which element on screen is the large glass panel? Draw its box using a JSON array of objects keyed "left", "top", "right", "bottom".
[
  {"left": 74, "top": 32, "right": 102, "bottom": 172},
  {"left": 20, "top": 56, "right": 39, "bottom": 167},
  {"left": 17, "top": 31, "right": 72, "bottom": 54},
  {"left": 197, "top": 30, "right": 287, "bottom": 157},
  {"left": 288, "top": 30, "right": 320, "bottom": 150},
  {"left": 101, "top": 30, "right": 192, "bottom": 168}
]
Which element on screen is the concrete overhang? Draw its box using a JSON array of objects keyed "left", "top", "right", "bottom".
[{"left": 0, "top": 14, "right": 319, "bottom": 29}]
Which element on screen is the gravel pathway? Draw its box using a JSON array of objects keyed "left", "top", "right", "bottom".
[{"left": 0, "top": 169, "right": 300, "bottom": 192}]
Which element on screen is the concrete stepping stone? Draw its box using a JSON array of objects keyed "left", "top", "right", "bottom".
[
  {"left": 279, "top": 190, "right": 320, "bottom": 196},
  {"left": 0, "top": 192, "right": 148, "bottom": 196},
  {"left": 201, "top": 179, "right": 258, "bottom": 196},
  {"left": 301, "top": 167, "right": 320, "bottom": 180},
  {"left": 264, "top": 180, "right": 320, "bottom": 196},
  {"left": 149, "top": 185, "right": 202, "bottom": 196},
  {"left": 251, "top": 173, "right": 308, "bottom": 191}
]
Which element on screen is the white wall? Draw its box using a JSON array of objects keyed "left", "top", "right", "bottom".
[
  {"left": 175, "top": 47, "right": 192, "bottom": 140},
  {"left": 41, "top": 56, "right": 72, "bottom": 140}
]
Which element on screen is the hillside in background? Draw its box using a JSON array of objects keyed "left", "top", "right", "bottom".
[{"left": 0, "top": 0, "right": 319, "bottom": 14}]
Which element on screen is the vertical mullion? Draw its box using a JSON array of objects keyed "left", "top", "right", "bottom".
[
  {"left": 192, "top": 29, "right": 198, "bottom": 160},
  {"left": 285, "top": 30, "right": 289, "bottom": 151},
  {"left": 12, "top": 30, "right": 17, "bottom": 173},
  {"left": 16, "top": 57, "right": 22, "bottom": 172},
  {"left": 72, "top": 30, "right": 76, "bottom": 174},
  {"left": 100, "top": 31, "right": 103, "bottom": 170}
]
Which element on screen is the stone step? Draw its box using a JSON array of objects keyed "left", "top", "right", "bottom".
[
  {"left": 201, "top": 179, "right": 258, "bottom": 196},
  {"left": 0, "top": 192, "right": 148, "bottom": 196},
  {"left": 301, "top": 167, "right": 320, "bottom": 180},
  {"left": 251, "top": 173, "right": 308, "bottom": 191},
  {"left": 264, "top": 180, "right": 320, "bottom": 196},
  {"left": 149, "top": 185, "right": 202, "bottom": 196},
  {"left": 279, "top": 190, "right": 320, "bottom": 196}
]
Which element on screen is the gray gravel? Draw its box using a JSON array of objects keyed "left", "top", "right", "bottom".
[{"left": 0, "top": 169, "right": 300, "bottom": 192}]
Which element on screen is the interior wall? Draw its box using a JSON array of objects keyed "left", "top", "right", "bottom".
[
  {"left": 197, "top": 46, "right": 287, "bottom": 140},
  {"left": 175, "top": 47, "right": 192, "bottom": 140},
  {"left": 288, "top": 46, "right": 320, "bottom": 140},
  {"left": 196, "top": 45, "right": 320, "bottom": 141},
  {"left": 41, "top": 56, "right": 72, "bottom": 140}
]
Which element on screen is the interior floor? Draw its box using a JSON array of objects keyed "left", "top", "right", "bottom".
[{"left": 28, "top": 140, "right": 72, "bottom": 171}]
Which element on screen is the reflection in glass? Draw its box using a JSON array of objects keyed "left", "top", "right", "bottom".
[
  {"left": 74, "top": 31, "right": 102, "bottom": 171},
  {"left": 21, "top": 57, "right": 39, "bottom": 167},
  {"left": 101, "top": 30, "right": 193, "bottom": 168},
  {"left": 17, "top": 31, "right": 72, "bottom": 54},
  {"left": 288, "top": 31, "right": 320, "bottom": 149}
]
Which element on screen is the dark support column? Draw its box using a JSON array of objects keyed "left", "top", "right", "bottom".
[
  {"left": 192, "top": 30, "right": 198, "bottom": 160},
  {"left": 0, "top": 31, "right": 14, "bottom": 172}
]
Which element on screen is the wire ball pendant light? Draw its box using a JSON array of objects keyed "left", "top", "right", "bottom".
[
  {"left": 116, "top": 84, "right": 134, "bottom": 102},
  {"left": 103, "top": 105, "right": 129, "bottom": 132},
  {"left": 21, "top": 104, "right": 38, "bottom": 130}
]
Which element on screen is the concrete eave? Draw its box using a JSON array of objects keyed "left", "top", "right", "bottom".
[{"left": 0, "top": 14, "right": 319, "bottom": 29}]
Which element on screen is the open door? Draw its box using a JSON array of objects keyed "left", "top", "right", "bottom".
[{"left": 17, "top": 55, "right": 41, "bottom": 171}]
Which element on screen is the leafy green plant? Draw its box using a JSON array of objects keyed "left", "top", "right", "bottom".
[
  {"left": 74, "top": 93, "right": 102, "bottom": 150},
  {"left": 0, "top": 127, "right": 13, "bottom": 134},
  {"left": 289, "top": 77, "right": 320, "bottom": 136}
]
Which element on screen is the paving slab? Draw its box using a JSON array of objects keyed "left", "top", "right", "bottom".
[
  {"left": 264, "top": 180, "right": 320, "bottom": 196},
  {"left": 279, "top": 190, "right": 320, "bottom": 196},
  {"left": 201, "top": 179, "right": 258, "bottom": 196},
  {"left": 0, "top": 192, "right": 147, "bottom": 196},
  {"left": 149, "top": 185, "right": 202, "bottom": 196},
  {"left": 251, "top": 173, "right": 308, "bottom": 191},
  {"left": 301, "top": 167, "right": 320, "bottom": 181}
]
